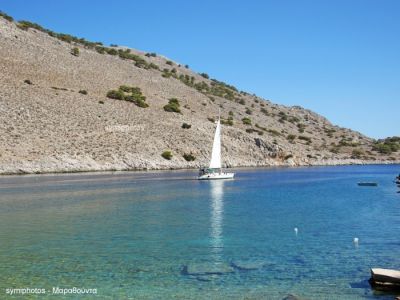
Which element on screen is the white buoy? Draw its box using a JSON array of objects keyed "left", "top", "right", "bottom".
[
  {"left": 353, "top": 237, "right": 359, "bottom": 245},
  {"left": 294, "top": 227, "right": 298, "bottom": 236}
]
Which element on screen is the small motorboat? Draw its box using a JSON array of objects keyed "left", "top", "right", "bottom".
[{"left": 358, "top": 182, "right": 378, "bottom": 187}]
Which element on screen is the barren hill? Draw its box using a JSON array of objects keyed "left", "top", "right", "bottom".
[{"left": 0, "top": 14, "right": 398, "bottom": 174}]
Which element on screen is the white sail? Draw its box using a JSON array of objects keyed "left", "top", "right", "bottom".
[{"left": 209, "top": 119, "right": 222, "bottom": 169}]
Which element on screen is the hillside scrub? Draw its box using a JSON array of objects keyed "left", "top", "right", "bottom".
[
  {"left": 163, "top": 98, "right": 181, "bottom": 113},
  {"left": 107, "top": 86, "right": 148, "bottom": 108}
]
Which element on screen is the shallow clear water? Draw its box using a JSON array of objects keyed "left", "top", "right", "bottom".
[{"left": 0, "top": 165, "right": 399, "bottom": 299}]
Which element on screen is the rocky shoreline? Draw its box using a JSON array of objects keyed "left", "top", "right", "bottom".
[{"left": 1, "top": 158, "right": 398, "bottom": 176}]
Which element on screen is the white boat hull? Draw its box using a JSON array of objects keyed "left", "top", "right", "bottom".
[{"left": 198, "top": 172, "right": 235, "bottom": 180}]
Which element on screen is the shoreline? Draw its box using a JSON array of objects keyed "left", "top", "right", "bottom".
[{"left": 1, "top": 160, "right": 399, "bottom": 176}]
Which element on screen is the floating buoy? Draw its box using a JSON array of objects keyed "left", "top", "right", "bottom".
[
  {"left": 294, "top": 227, "right": 298, "bottom": 236},
  {"left": 353, "top": 237, "right": 359, "bottom": 245}
]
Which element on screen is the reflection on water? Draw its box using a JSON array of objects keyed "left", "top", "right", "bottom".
[{"left": 209, "top": 180, "right": 224, "bottom": 262}]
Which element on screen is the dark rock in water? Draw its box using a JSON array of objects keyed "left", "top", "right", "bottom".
[
  {"left": 195, "top": 275, "right": 213, "bottom": 282},
  {"left": 350, "top": 280, "right": 370, "bottom": 289},
  {"left": 282, "top": 294, "right": 304, "bottom": 300},
  {"left": 181, "top": 262, "right": 234, "bottom": 276},
  {"left": 231, "top": 260, "right": 267, "bottom": 271}
]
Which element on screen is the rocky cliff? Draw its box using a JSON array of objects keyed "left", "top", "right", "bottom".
[{"left": 0, "top": 15, "right": 398, "bottom": 174}]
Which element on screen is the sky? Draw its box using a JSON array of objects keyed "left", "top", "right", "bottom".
[{"left": 1, "top": 0, "right": 399, "bottom": 139}]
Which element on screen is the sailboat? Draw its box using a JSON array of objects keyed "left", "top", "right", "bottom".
[{"left": 198, "top": 116, "right": 235, "bottom": 180}]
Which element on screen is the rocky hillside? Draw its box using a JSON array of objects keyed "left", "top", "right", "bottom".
[{"left": 0, "top": 14, "right": 399, "bottom": 174}]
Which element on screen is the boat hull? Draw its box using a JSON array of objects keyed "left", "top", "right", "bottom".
[{"left": 198, "top": 172, "right": 235, "bottom": 180}]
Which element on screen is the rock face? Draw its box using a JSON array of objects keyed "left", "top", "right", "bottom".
[{"left": 0, "top": 16, "right": 399, "bottom": 174}]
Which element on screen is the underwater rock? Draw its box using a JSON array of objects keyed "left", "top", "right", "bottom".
[
  {"left": 282, "top": 294, "right": 304, "bottom": 300},
  {"left": 181, "top": 262, "right": 234, "bottom": 276},
  {"left": 230, "top": 260, "right": 267, "bottom": 271}
]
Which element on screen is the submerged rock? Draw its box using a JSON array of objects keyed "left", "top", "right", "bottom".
[
  {"left": 230, "top": 260, "right": 267, "bottom": 271},
  {"left": 282, "top": 294, "right": 305, "bottom": 300},
  {"left": 181, "top": 262, "right": 234, "bottom": 276}
]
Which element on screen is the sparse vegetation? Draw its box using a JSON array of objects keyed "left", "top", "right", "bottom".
[
  {"left": 145, "top": 52, "right": 157, "bottom": 57},
  {"left": 182, "top": 123, "right": 191, "bottom": 129},
  {"left": 245, "top": 108, "right": 252, "bottom": 115},
  {"left": 298, "top": 136, "right": 312, "bottom": 143},
  {"left": 242, "top": 117, "right": 252, "bottom": 125},
  {"left": 221, "top": 117, "right": 233, "bottom": 126},
  {"left": 287, "top": 134, "right": 296, "bottom": 142},
  {"left": 268, "top": 129, "right": 281, "bottom": 137},
  {"left": 79, "top": 90, "right": 87, "bottom": 95},
  {"left": 260, "top": 107, "right": 269, "bottom": 116},
  {"left": 372, "top": 137, "right": 400, "bottom": 154},
  {"left": 161, "top": 151, "right": 173, "bottom": 160},
  {"left": 24, "top": 79, "right": 32, "bottom": 85},
  {"left": 106, "top": 86, "right": 148, "bottom": 108},
  {"left": 351, "top": 149, "right": 364, "bottom": 158},
  {"left": 200, "top": 73, "right": 209, "bottom": 79},
  {"left": 163, "top": 98, "right": 181, "bottom": 113},
  {"left": 0, "top": 11, "right": 13, "bottom": 22},
  {"left": 71, "top": 47, "right": 80, "bottom": 57},
  {"left": 246, "top": 128, "right": 263, "bottom": 135},
  {"left": 183, "top": 153, "right": 196, "bottom": 161},
  {"left": 166, "top": 60, "right": 173, "bottom": 65},
  {"left": 297, "top": 123, "right": 306, "bottom": 133}
]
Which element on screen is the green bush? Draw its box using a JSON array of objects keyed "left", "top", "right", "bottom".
[
  {"left": 268, "top": 129, "right": 281, "bottom": 136},
  {"left": 221, "top": 117, "right": 233, "bottom": 126},
  {"left": 161, "top": 151, "right": 173, "bottom": 160},
  {"left": 106, "top": 48, "right": 118, "bottom": 55},
  {"left": 17, "top": 20, "right": 46, "bottom": 31},
  {"left": 200, "top": 73, "right": 209, "bottom": 79},
  {"left": 372, "top": 142, "right": 399, "bottom": 154},
  {"left": 351, "top": 149, "right": 364, "bottom": 158},
  {"left": 287, "top": 134, "right": 296, "bottom": 142},
  {"left": 183, "top": 153, "right": 196, "bottom": 161},
  {"left": 163, "top": 98, "right": 181, "bottom": 113},
  {"left": 284, "top": 154, "right": 293, "bottom": 160},
  {"left": 261, "top": 108, "right": 269, "bottom": 116},
  {"left": 71, "top": 47, "right": 80, "bottom": 57},
  {"left": 145, "top": 52, "right": 157, "bottom": 57},
  {"left": 182, "top": 123, "right": 191, "bottom": 129},
  {"left": 0, "top": 11, "right": 13, "bottom": 22},
  {"left": 298, "top": 135, "right": 312, "bottom": 143},
  {"left": 297, "top": 123, "right": 306, "bottom": 133},
  {"left": 106, "top": 90, "right": 125, "bottom": 100},
  {"left": 106, "top": 86, "right": 148, "bottom": 108},
  {"left": 245, "top": 108, "right": 252, "bottom": 115},
  {"left": 242, "top": 117, "right": 252, "bottom": 125},
  {"left": 166, "top": 60, "right": 173, "bottom": 65},
  {"left": 246, "top": 128, "right": 263, "bottom": 135}
]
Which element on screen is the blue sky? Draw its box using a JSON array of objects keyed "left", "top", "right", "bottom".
[{"left": 1, "top": 0, "right": 399, "bottom": 138}]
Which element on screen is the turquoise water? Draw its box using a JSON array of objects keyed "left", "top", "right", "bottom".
[{"left": 0, "top": 165, "right": 399, "bottom": 299}]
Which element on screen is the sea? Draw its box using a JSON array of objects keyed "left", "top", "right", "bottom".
[{"left": 0, "top": 165, "right": 399, "bottom": 299}]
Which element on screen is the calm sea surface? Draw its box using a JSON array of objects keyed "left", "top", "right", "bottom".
[{"left": 0, "top": 165, "right": 399, "bottom": 299}]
